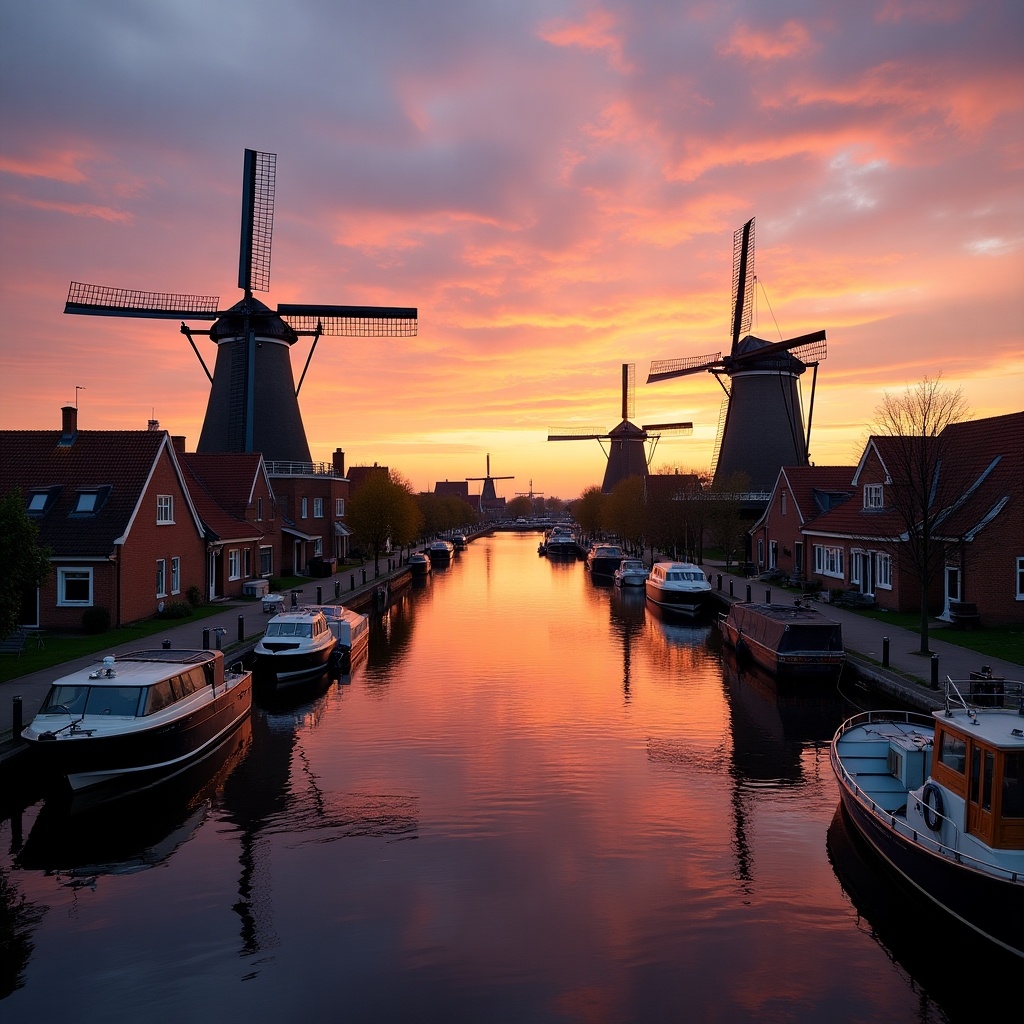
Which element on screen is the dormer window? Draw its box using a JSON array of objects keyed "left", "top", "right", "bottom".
[
  {"left": 69, "top": 485, "right": 111, "bottom": 517},
  {"left": 27, "top": 486, "right": 61, "bottom": 515},
  {"left": 864, "top": 483, "right": 883, "bottom": 509}
]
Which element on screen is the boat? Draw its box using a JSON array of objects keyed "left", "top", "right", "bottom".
[
  {"left": 409, "top": 551, "right": 432, "bottom": 576},
  {"left": 544, "top": 530, "right": 579, "bottom": 559},
  {"left": 644, "top": 561, "right": 711, "bottom": 613},
  {"left": 21, "top": 649, "right": 252, "bottom": 793},
  {"left": 829, "top": 678, "right": 1024, "bottom": 959},
  {"left": 585, "top": 543, "right": 625, "bottom": 576},
  {"left": 317, "top": 604, "right": 369, "bottom": 674},
  {"left": 718, "top": 601, "right": 844, "bottom": 679},
  {"left": 452, "top": 534, "right": 468, "bottom": 551},
  {"left": 253, "top": 605, "right": 341, "bottom": 687},
  {"left": 427, "top": 539, "right": 455, "bottom": 566},
  {"left": 613, "top": 558, "right": 649, "bottom": 587}
]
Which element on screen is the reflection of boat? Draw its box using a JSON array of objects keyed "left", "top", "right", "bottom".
[
  {"left": 585, "top": 543, "right": 624, "bottom": 576},
  {"left": 719, "top": 602, "right": 844, "bottom": 680},
  {"left": 613, "top": 558, "right": 649, "bottom": 587},
  {"left": 644, "top": 561, "right": 711, "bottom": 613},
  {"left": 409, "top": 551, "right": 432, "bottom": 576},
  {"left": 22, "top": 649, "right": 252, "bottom": 792},
  {"left": 427, "top": 539, "right": 455, "bottom": 566},
  {"left": 254, "top": 606, "right": 340, "bottom": 686},
  {"left": 829, "top": 680, "right": 1024, "bottom": 959}
]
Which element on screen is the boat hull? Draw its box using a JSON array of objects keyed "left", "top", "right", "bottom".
[
  {"left": 253, "top": 640, "right": 338, "bottom": 687},
  {"left": 644, "top": 582, "right": 710, "bottom": 613},
  {"left": 720, "top": 618, "right": 844, "bottom": 680}
]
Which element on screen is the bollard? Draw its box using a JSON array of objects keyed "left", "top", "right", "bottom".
[
  {"left": 931, "top": 653, "right": 939, "bottom": 689},
  {"left": 746, "top": 584, "right": 751, "bottom": 603},
  {"left": 375, "top": 566, "right": 380, "bottom": 578},
  {"left": 717, "top": 574, "right": 722, "bottom": 591},
  {"left": 316, "top": 586, "right": 322, "bottom": 604},
  {"left": 238, "top": 614, "right": 244, "bottom": 643},
  {"left": 729, "top": 580, "right": 734, "bottom": 597},
  {"left": 162, "top": 638, "right": 171, "bottom": 650},
  {"left": 362, "top": 569, "right": 367, "bottom": 584},
  {"left": 351, "top": 574, "right": 356, "bottom": 591},
  {"left": 335, "top": 581, "right": 341, "bottom": 599},
  {"left": 766, "top": 588, "right": 771, "bottom": 604},
  {"left": 882, "top": 636, "right": 890, "bottom": 668},
  {"left": 13, "top": 695, "right": 22, "bottom": 736},
  {"left": 203, "top": 627, "right": 210, "bottom": 650}
]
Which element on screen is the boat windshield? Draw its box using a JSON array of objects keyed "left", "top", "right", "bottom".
[
  {"left": 40, "top": 684, "right": 145, "bottom": 717},
  {"left": 666, "top": 571, "right": 704, "bottom": 581},
  {"left": 266, "top": 621, "right": 314, "bottom": 638}
]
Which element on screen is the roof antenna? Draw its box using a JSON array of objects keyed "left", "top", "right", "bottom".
[{"left": 75, "top": 385, "right": 86, "bottom": 409}]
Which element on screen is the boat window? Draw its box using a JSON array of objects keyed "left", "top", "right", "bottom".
[
  {"left": 937, "top": 730, "right": 966, "bottom": 775},
  {"left": 144, "top": 680, "right": 179, "bottom": 715},
  {"left": 266, "top": 621, "right": 313, "bottom": 638},
  {"left": 970, "top": 747, "right": 995, "bottom": 811},
  {"left": 1003, "top": 753, "right": 1024, "bottom": 818},
  {"left": 40, "top": 685, "right": 89, "bottom": 715},
  {"left": 176, "top": 669, "right": 203, "bottom": 696},
  {"left": 84, "top": 686, "right": 144, "bottom": 717}
]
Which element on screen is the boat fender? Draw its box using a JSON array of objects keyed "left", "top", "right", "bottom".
[{"left": 921, "top": 783, "right": 944, "bottom": 831}]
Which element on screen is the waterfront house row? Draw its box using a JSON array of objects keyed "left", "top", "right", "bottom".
[
  {"left": 750, "top": 411, "right": 1024, "bottom": 626},
  {"left": 0, "top": 407, "right": 358, "bottom": 632}
]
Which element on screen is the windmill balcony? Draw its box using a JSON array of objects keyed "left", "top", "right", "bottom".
[{"left": 266, "top": 461, "right": 337, "bottom": 477}]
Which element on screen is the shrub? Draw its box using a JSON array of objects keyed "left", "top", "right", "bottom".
[
  {"left": 82, "top": 606, "right": 111, "bottom": 634},
  {"left": 186, "top": 585, "right": 204, "bottom": 607},
  {"left": 158, "top": 601, "right": 194, "bottom": 619}
]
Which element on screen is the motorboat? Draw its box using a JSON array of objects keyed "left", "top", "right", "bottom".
[
  {"left": 644, "top": 561, "right": 711, "bottom": 613},
  {"left": 613, "top": 558, "right": 649, "bottom": 587},
  {"left": 409, "top": 551, "right": 432, "bottom": 576},
  {"left": 544, "top": 530, "right": 579, "bottom": 559},
  {"left": 829, "top": 678, "right": 1024, "bottom": 959},
  {"left": 452, "top": 534, "right": 468, "bottom": 551},
  {"left": 585, "top": 543, "right": 625, "bottom": 576},
  {"left": 253, "top": 606, "right": 340, "bottom": 687},
  {"left": 317, "top": 604, "right": 369, "bottom": 674},
  {"left": 427, "top": 539, "right": 455, "bottom": 566},
  {"left": 719, "top": 601, "right": 844, "bottom": 680},
  {"left": 21, "top": 649, "right": 252, "bottom": 793}
]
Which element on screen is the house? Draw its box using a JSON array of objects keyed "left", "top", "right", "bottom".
[{"left": 0, "top": 407, "right": 207, "bottom": 629}]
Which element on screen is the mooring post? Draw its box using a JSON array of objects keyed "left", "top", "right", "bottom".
[
  {"left": 316, "top": 586, "right": 322, "bottom": 604},
  {"left": 746, "top": 584, "right": 751, "bottom": 603},
  {"left": 931, "top": 654, "right": 939, "bottom": 689},
  {"left": 238, "top": 614, "right": 244, "bottom": 643},
  {"left": 335, "top": 581, "right": 341, "bottom": 599},
  {"left": 362, "top": 569, "right": 367, "bottom": 585},
  {"left": 350, "top": 574, "right": 355, "bottom": 591},
  {"left": 717, "top": 574, "right": 722, "bottom": 591},
  {"left": 729, "top": 580, "right": 734, "bottom": 597},
  {"left": 13, "top": 695, "right": 22, "bottom": 736},
  {"left": 882, "top": 636, "right": 890, "bottom": 668},
  {"left": 765, "top": 588, "right": 771, "bottom": 603},
  {"left": 203, "top": 628, "right": 210, "bottom": 650}
]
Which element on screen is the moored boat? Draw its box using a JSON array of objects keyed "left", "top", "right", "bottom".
[
  {"left": 21, "top": 649, "right": 252, "bottom": 793},
  {"left": 613, "top": 558, "right": 649, "bottom": 587},
  {"left": 427, "top": 539, "right": 455, "bottom": 566},
  {"left": 585, "top": 543, "right": 625, "bottom": 576},
  {"left": 452, "top": 534, "right": 468, "bottom": 551},
  {"left": 829, "top": 679, "right": 1024, "bottom": 959},
  {"left": 409, "top": 551, "right": 432, "bottom": 576},
  {"left": 544, "top": 531, "right": 579, "bottom": 559},
  {"left": 719, "top": 601, "right": 844, "bottom": 680},
  {"left": 253, "top": 606, "right": 340, "bottom": 687},
  {"left": 317, "top": 604, "right": 370, "bottom": 674},
  {"left": 644, "top": 561, "right": 711, "bottom": 613}
]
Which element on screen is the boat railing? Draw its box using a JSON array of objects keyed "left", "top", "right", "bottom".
[{"left": 944, "top": 676, "right": 1023, "bottom": 714}]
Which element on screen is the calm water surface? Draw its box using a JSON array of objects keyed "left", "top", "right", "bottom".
[{"left": 1, "top": 533, "right": 1012, "bottom": 1022}]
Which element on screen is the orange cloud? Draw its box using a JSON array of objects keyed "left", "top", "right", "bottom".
[
  {"left": 538, "top": 9, "right": 631, "bottom": 73},
  {"left": 722, "top": 20, "right": 812, "bottom": 60}
]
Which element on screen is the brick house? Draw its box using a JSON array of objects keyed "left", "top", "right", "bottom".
[{"left": 0, "top": 407, "right": 207, "bottom": 629}]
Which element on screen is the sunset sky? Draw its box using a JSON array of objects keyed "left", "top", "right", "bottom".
[{"left": 1, "top": 1, "right": 1021, "bottom": 501}]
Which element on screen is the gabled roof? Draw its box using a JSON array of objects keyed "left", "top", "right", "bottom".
[
  {"left": 179, "top": 453, "right": 266, "bottom": 544},
  {"left": 750, "top": 465, "right": 854, "bottom": 533},
  {"left": 0, "top": 429, "right": 204, "bottom": 556}
]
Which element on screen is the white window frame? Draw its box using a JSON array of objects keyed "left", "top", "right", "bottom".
[
  {"left": 863, "top": 484, "right": 883, "bottom": 510},
  {"left": 335, "top": 497, "right": 345, "bottom": 517},
  {"left": 228, "top": 549, "right": 241, "bottom": 581},
  {"left": 813, "top": 544, "right": 845, "bottom": 580},
  {"left": 757, "top": 538, "right": 764, "bottom": 567},
  {"left": 243, "top": 548, "right": 251, "bottom": 578},
  {"left": 313, "top": 537, "right": 323, "bottom": 558},
  {"left": 260, "top": 545, "right": 274, "bottom": 578},
  {"left": 256, "top": 496, "right": 263, "bottom": 521},
  {"left": 876, "top": 552, "right": 893, "bottom": 590},
  {"left": 769, "top": 540, "right": 778, "bottom": 569},
  {"left": 301, "top": 497, "right": 308, "bottom": 519},
  {"left": 849, "top": 549, "right": 861, "bottom": 585},
  {"left": 170, "top": 556, "right": 181, "bottom": 595},
  {"left": 157, "top": 494, "right": 174, "bottom": 523},
  {"left": 57, "top": 567, "right": 93, "bottom": 607},
  {"left": 313, "top": 497, "right": 324, "bottom": 518},
  {"left": 156, "top": 558, "right": 167, "bottom": 598}
]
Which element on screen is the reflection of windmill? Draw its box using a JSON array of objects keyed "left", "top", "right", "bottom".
[
  {"left": 548, "top": 363, "right": 693, "bottom": 493},
  {"left": 466, "top": 454, "right": 513, "bottom": 513},
  {"left": 64, "top": 149, "right": 417, "bottom": 465},
  {"left": 647, "top": 218, "right": 826, "bottom": 494}
]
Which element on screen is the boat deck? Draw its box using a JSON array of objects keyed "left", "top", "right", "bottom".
[{"left": 834, "top": 735, "right": 911, "bottom": 813}]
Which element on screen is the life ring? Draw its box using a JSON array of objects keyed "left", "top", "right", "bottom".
[{"left": 921, "top": 783, "right": 944, "bottom": 831}]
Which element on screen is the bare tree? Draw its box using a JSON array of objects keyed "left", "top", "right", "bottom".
[{"left": 871, "top": 376, "right": 970, "bottom": 654}]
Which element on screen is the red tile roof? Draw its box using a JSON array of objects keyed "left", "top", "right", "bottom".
[{"left": 179, "top": 454, "right": 265, "bottom": 543}]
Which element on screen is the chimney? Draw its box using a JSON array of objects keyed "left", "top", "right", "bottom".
[
  {"left": 172, "top": 436, "right": 187, "bottom": 453},
  {"left": 147, "top": 418, "right": 160, "bottom": 431},
  {"left": 333, "top": 447, "right": 346, "bottom": 477},
  {"left": 61, "top": 405, "right": 78, "bottom": 435}
]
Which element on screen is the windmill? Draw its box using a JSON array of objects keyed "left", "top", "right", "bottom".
[
  {"left": 515, "top": 480, "right": 545, "bottom": 516},
  {"left": 548, "top": 363, "right": 693, "bottom": 493},
  {"left": 64, "top": 149, "right": 417, "bottom": 465},
  {"left": 647, "top": 217, "right": 826, "bottom": 495},
  {"left": 466, "top": 454, "right": 514, "bottom": 514}
]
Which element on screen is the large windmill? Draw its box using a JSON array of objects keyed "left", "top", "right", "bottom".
[
  {"left": 466, "top": 454, "right": 513, "bottom": 514},
  {"left": 64, "top": 149, "right": 417, "bottom": 465},
  {"left": 548, "top": 364, "right": 693, "bottom": 493},
  {"left": 647, "top": 217, "right": 826, "bottom": 495}
]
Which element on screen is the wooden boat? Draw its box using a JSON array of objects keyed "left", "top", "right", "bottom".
[
  {"left": 719, "top": 602, "right": 844, "bottom": 679},
  {"left": 644, "top": 561, "right": 711, "bottom": 613},
  {"left": 585, "top": 543, "right": 625, "bottom": 576},
  {"left": 613, "top": 558, "right": 649, "bottom": 587},
  {"left": 830, "top": 678, "right": 1024, "bottom": 959},
  {"left": 253, "top": 606, "right": 340, "bottom": 687},
  {"left": 22, "top": 649, "right": 252, "bottom": 792}
]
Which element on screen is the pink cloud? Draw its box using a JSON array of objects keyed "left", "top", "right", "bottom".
[{"left": 722, "top": 20, "right": 812, "bottom": 61}]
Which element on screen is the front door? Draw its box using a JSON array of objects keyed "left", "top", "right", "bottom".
[
  {"left": 943, "top": 565, "right": 961, "bottom": 620},
  {"left": 860, "top": 552, "right": 874, "bottom": 595}
]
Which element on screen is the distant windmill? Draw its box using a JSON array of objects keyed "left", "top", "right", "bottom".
[
  {"left": 466, "top": 454, "right": 513, "bottom": 513},
  {"left": 647, "top": 217, "right": 826, "bottom": 494},
  {"left": 548, "top": 364, "right": 693, "bottom": 493},
  {"left": 64, "top": 149, "right": 417, "bottom": 465}
]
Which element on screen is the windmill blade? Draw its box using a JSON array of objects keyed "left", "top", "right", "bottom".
[
  {"left": 640, "top": 421, "right": 693, "bottom": 436},
  {"left": 279, "top": 304, "right": 418, "bottom": 337},
  {"left": 622, "top": 363, "right": 635, "bottom": 420},
  {"left": 64, "top": 282, "right": 220, "bottom": 319},
  {"left": 730, "top": 217, "right": 755, "bottom": 351},
  {"left": 647, "top": 353, "right": 722, "bottom": 383},
  {"left": 547, "top": 428, "right": 609, "bottom": 441},
  {"left": 238, "top": 149, "right": 276, "bottom": 294},
  {"left": 728, "top": 330, "right": 827, "bottom": 368}
]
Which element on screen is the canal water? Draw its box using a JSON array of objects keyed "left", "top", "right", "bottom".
[{"left": 0, "top": 533, "right": 1013, "bottom": 1023}]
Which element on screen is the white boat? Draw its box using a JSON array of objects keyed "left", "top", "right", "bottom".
[
  {"left": 544, "top": 530, "right": 579, "bottom": 559},
  {"left": 830, "top": 677, "right": 1024, "bottom": 959},
  {"left": 427, "top": 539, "right": 455, "bottom": 565},
  {"left": 409, "top": 551, "right": 432, "bottom": 576},
  {"left": 254, "top": 606, "right": 340, "bottom": 687},
  {"left": 644, "top": 561, "right": 711, "bottom": 613},
  {"left": 21, "top": 649, "right": 252, "bottom": 792},
  {"left": 317, "top": 604, "right": 369, "bottom": 673},
  {"left": 613, "top": 558, "right": 649, "bottom": 587}
]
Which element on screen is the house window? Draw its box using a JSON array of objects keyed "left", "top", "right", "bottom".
[
  {"left": 781, "top": 492, "right": 787, "bottom": 516},
  {"left": 156, "top": 559, "right": 167, "bottom": 598},
  {"left": 28, "top": 492, "right": 49, "bottom": 512},
  {"left": 256, "top": 497, "right": 263, "bottom": 521},
  {"left": 243, "top": 548, "right": 251, "bottom": 578},
  {"left": 260, "top": 545, "right": 273, "bottom": 577},
  {"left": 757, "top": 538, "right": 764, "bottom": 567},
  {"left": 813, "top": 544, "right": 845, "bottom": 579},
  {"left": 157, "top": 494, "right": 174, "bottom": 523},
  {"left": 335, "top": 498, "right": 345, "bottom": 516},
  {"left": 57, "top": 567, "right": 92, "bottom": 606},
  {"left": 171, "top": 557, "right": 180, "bottom": 595},
  {"left": 850, "top": 550, "right": 861, "bottom": 585},
  {"left": 1017, "top": 557, "right": 1024, "bottom": 600},
  {"left": 228, "top": 549, "right": 241, "bottom": 581},
  {"left": 863, "top": 484, "right": 883, "bottom": 509},
  {"left": 301, "top": 497, "right": 308, "bottom": 519},
  {"left": 74, "top": 492, "right": 98, "bottom": 513},
  {"left": 769, "top": 540, "right": 778, "bottom": 569},
  {"left": 313, "top": 537, "right": 323, "bottom": 557},
  {"left": 313, "top": 497, "right": 324, "bottom": 518},
  {"left": 877, "top": 554, "right": 893, "bottom": 590}
]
